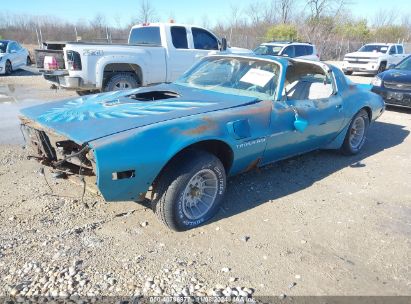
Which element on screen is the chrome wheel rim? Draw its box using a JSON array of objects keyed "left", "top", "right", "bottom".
[
  {"left": 349, "top": 116, "right": 365, "bottom": 149},
  {"left": 114, "top": 81, "right": 131, "bottom": 90},
  {"left": 182, "top": 169, "right": 218, "bottom": 220}
]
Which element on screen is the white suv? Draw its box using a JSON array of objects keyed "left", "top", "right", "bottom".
[{"left": 254, "top": 42, "right": 320, "bottom": 61}]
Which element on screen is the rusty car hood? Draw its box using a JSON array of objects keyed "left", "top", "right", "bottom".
[{"left": 20, "top": 83, "right": 259, "bottom": 143}]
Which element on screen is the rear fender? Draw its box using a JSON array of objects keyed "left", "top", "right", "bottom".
[{"left": 95, "top": 56, "right": 147, "bottom": 88}]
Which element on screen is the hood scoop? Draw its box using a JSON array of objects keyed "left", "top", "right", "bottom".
[{"left": 127, "top": 90, "right": 180, "bottom": 101}]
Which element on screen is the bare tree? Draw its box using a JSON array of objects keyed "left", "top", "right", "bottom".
[
  {"left": 275, "top": 0, "right": 295, "bottom": 24},
  {"left": 136, "top": 0, "right": 157, "bottom": 24},
  {"left": 305, "top": 0, "right": 347, "bottom": 20},
  {"left": 373, "top": 8, "right": 399, "bottom": 28}
]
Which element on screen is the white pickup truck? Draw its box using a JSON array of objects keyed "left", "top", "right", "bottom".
[
  {"left": 342, "top": 43, "right": 407, "bottom": 75},
  {"left": 36, "top": 22, "right": 250, "bottom": 95}
]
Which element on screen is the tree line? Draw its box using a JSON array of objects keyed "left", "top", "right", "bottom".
[{"left": 1, "top": 0, "right": 410, "bottom": 60}]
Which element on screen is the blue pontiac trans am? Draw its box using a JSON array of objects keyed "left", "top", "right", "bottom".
[{"left": 20, "top": 54, "right": 385, "bottom": 231}]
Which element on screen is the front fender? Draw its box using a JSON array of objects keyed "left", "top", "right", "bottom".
[{"left": 88, "top": 101, "right": 272, "bottom": 202}]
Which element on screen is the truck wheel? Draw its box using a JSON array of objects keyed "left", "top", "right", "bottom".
[
  {"left": 344, "top": 70, "right": 353, "bottom": 75},
  {"left": 151, "top": 150, "right": 226, "bottom": 231},
  {"left": 341, "top": 109, "right": 369, "bottom": 155},
  {"left": 5, "top": 60, "right": 12, "bottom": 75},
  {"left": 104, "top": 73, "right": 139, "bottom": 92},
  {"left": 377, "top": 62, "right": 386, "bottom": 74}
]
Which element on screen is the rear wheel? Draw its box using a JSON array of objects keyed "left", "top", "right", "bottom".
[
  {"left": 341, "top": 109, "right": 370, "bottom": 155},
  {"left": 151, "top": 150, "right": 226, "bottom": 231},
  {"left": 5, "top": 60, "right": 12, "bottom": 75},
  {"left": 104, "top": 73, "right": 140, "bottom": 92}
]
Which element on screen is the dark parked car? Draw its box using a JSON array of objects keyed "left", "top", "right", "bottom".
[{"left": 371, "top": 55, "right": 411, "bottom": 108}]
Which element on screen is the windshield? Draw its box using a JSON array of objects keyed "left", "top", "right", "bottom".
[
  {"left": 394, "top": 56, "right": 411, "bottom": 70},
  {"left": 358, "top": 44, "right": 388, "bottom": 53},
  {"left": 254, "top": 45, "right": 283, "bottom": 56},
  {"left": 175, "top": 57, "right": 280, "bottom": 100},
  {"left": 0, "top": 41, "right": 8, "bottom": 53}
]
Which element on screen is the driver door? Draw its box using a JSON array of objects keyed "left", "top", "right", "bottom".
[{"left": 262, "top": 64, "right": 345, "bottom": 164}]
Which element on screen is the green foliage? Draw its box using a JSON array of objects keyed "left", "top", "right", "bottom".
[
  {"left": 265, "top": 24, "right": 298, "bottom": 41},
  {"left": 335, "top": 20, "right": 370, "bottom": 41},
  {"left": 373, "top": 25, "right": 407, "bottom": 43}
]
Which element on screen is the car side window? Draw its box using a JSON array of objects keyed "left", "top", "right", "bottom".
[
  {"left": 305, "top": 45, "right": 314, "bottom": 55},
  {"left": 15, "top": 42, "right": 22, "bottom": 50},
  {"left": 282, "top": 46, "right": 295, "bottom": 58},
  {"left": 171, "top": 26, "right": 188, "bottom": 49},
  {"left": 295, "top": 45, "right": 306, "bottom": 57},
  {"left": 397, "top": 45, "right": 404, "bottom": 54},
  {"left": 284, "top": 62, "right": 334, "bottom": 101},
  {"left": 8, "top": 42, "right": 17, "bottom": 53},
  {"left": 192, "top": 28, "right": 218, "bottom": 50},
  {"left": 389, "top": 46, "right": 397, "bottom": 55}
]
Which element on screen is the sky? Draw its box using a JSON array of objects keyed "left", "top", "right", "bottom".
[{"left": 2, "top": 0, "right": 411, "bottom": 27}]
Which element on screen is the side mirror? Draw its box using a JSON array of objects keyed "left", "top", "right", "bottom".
[
  {"left": 294, "top": 116, "right": 308, "bottom": 132},
  {"left": 282, "top": 53, "right": 289, "bottom": 57},
  {"left": 220, "top": 38, "right": 227, "bottom": 51}
]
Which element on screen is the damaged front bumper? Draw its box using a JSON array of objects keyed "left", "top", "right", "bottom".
[{"left": 20, "top": 116, "right": 99, "bottom": 194}]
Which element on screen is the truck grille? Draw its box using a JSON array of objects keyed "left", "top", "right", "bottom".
[{"left": 384, "top": 81, "right": 411, "bottom": 91}]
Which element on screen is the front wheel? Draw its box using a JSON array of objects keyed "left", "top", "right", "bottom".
[
  {"left": 344, "top": 70, "right": 353, "bottom": 75},
  {"left": 341, "top": 109, "right": 370, "bottom": 155},
  {"left": 151, "top": 151, "right": 226, "bottom": 231}
]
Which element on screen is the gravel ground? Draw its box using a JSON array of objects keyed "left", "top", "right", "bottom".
[{"left": 0, "top": 65, "right": 410, "bottom": 301}]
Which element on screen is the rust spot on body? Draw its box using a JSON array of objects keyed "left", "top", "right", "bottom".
[
  {"left": 182, "top": 117, "right": 217, "bottom": 135},
  {"left": 242, "top": 157, "right": 261, "bottom": 173}
]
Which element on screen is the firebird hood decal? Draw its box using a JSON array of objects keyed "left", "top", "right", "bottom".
[{"left": 20, "top": 83, "right": 258, "bottom": 143}]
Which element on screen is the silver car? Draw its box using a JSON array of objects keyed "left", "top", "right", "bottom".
[
  {"left": 254, "top": 42, "right": 320, "bottom": 61},
  {"left": 0, "top": 40, "right": 30, "bottom": 75}
]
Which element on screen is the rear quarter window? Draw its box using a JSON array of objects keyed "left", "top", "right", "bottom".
[
  {"left": 295, "top": 45, "right": 307, "bottom": 56},
  {"left": 129, "top": 27, "right": 161, "bottom": 45},
  {"left": 305, "top": 45, "right": 314, "bottom": 55},
  {"left": 397, "top": 45, "right": 404, "bottom": 54}
]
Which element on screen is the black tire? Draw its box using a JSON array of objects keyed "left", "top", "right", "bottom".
[
  {"left": 377, "top": 62, "right": 386, "bottom": 74},
  {"left": 5, "top": 60, "right": 12, "bottom": 75},
  {"left": 341, "top": 109, "right": 370, "bottom": 155},
  {"left": 151, "top": 150, "right": 226, "bottom": 231},
  {"left": 103, "top": 73, "right": 139, "bottom": 92},
  {"left": 26, "top": 56, "right": 32, "bottom": 66},
  {"left": 76, "top": 90, "right": 100, "bottom": 96},
  {"left": 344, "top": 70, "right": 353, "bottom": 75}
]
